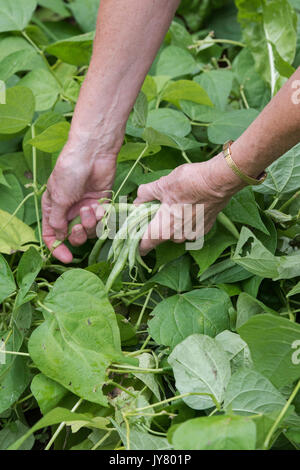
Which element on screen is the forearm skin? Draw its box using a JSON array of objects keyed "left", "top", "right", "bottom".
[
  {"left": 67, "top": 0, "right": 180, "bottom": 157},
  {"left": 211, "top": 68, "right": 300, "bottom": 196}
]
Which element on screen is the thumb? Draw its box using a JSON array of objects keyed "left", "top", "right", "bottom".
[
  {"left": 134, "top": 180, "right": 161, "bottom": 205},
  {"left": 49, "top": 200, "right": 70, "bottom": 240}
]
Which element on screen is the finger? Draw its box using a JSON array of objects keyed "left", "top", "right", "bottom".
[
  {"left": 42, "top": 193, "right": 73, "bottom": 264},
  {"left": 80, "top": 206, "right": 97, "bottom": 238},
  {"left": 48, "top": 198, "right": 69, "bottom": 241},
  {"left": 68, "top": 224, "right": 88, "bottom": 247},
  {"left": 134, "top": 180, "right": 160, "bottom": 205}
]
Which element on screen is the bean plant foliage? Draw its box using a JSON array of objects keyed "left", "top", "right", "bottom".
[{"left": 0, "top": 0, "right": 299, "bottom": 451}]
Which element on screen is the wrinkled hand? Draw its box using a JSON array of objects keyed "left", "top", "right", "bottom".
[
  {"left": 135, "top": 154, "right": 242, "bottom": 255},
  {"left": 42, "top": 146, "right": 117, "bottom": 263}
]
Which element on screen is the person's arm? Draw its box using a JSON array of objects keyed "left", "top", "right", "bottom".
[
  {"left": 42, "top": 0, "right": 180, "bottom": 263},
  {"left": 136, "top": 69, "right": 300, "bottom": 255}
]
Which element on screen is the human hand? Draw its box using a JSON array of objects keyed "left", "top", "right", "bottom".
[
  {"left": 134, "top": 153, "right": 244, "bottom": 255},
  {"left": 42, "top": 143, "right": 117, "bottom": 264}
]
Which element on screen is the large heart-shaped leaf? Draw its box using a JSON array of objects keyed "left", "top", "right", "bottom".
[
  {"left": 28, "top": 270, "right": 134, "bottom": 406},
  {"left": 168, "top": 334, "right": 231, "bottom": 409},
  {"left": 149, "top": 288, "right": 231, "bottom": 349},
  {"left": 238, "top": 314, "right": 300, "bottom": 388}
]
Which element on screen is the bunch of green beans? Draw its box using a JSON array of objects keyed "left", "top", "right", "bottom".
[
  {"left": 105, "top": 202, "right": 160, "bottom": 292},
  {"left": 54, "top": 202, "right": 160, "bottom": 292}
]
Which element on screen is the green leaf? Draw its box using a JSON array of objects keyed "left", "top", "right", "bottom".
[
  {"left": 156, "top": 46, "right": 199, "bottom": 78},
  {"left": 287, "top": 281, "right": 300, "bottom": 298},
  {"left": 143, "top": 127, "right": 203, "bottom": 151},
  {"left": 190, "top": 222, "right": 237, "bottom": 276},
  {"left": 0, "top": 0, "right": 37, "bottom": 33},
  {"left": 117, "top": 143, "right": 161, "bottom": 163},
  {"left": 132, "top": 91, "right": 148, "bottom": 128},
  {"left": 28, "top": 121, "right": 70, "bottom": 153},
  {"left": 0, "top": 209, "right": 37, "bottom": 254},
  {"left": 133, "top": 353, "right": 160, "bottom": 400},
  {"left": 0, "top": 87, "right": 35, "bottom": 134},
  {"left": 0, "top": 355, "right": 31, "bottom": 414},
  {"left": 255, "top": 143, "right": 300, "bottom": 197},
  {"left": 162, "top": 80, "right": 213, "bottom": 108},
  {"left": 149, "top": 255, "right": 192, "bottom": 293},
  {"left": 146, "top": 108, "right": 191, "bottom": 138},
  {"left": 141, "top": 75, "right": 157, "bottom": 102},
  {"left": 0, "top": 421, "right": 34, "bottom": 450},
  {"left": 233, "top": 48, "right": 271, "bottom": 110},
  {"left": 149, "top": 288, "right": 231, "bottom": 349},
  {"left": 236, "top": 292, "right": 276, "bottom": 329},
  {"left": 223, "top": 187, "right": 268, "bottom": 234},
  {"left": 0, "top": 174, "right": 25, "bottom": 220},
  {"left": 224, "top": 368, "right": 287, "bottom": 415},
  {"left": 238, "top": 314, "right": 300, "bottom": 388},
  {"left": 18, "top": 69, "right": 61, "bottom": 112},
  {"left": 236, "top": 0, "right": 297, "bottom": 89},
  {"left": 233, "top": 227, "right": 279, "bottom": 278},
  {"left": 0, "top": 37, "right": 35, "bottom": 63},
  {"left": 180, "top": 100, "right": 223, "bottom": 123},
  {"left": 9, "top": 406, "right": 110, "bottom": 450},
  {"left": 68, "top": 0, "right": 100, "bottom": 32},
  {"left": 194, "top": 70, "right": 234, "bottom": 111},
  {"left": 31, "top": 373, "right": 68, "bottom": 415},
  {"left": 168, "top": 334, "right": 231, "bottom": 409},
  {"left": 199, "top": 258, "right": 253, "bottom": 284},
  {"left": 15, "top": 247, "right": 43, "bottom": 307},
  {"left": 114, "top": 424, "right": 172, "bottom": 450},
  {"left": 0, "top": 254, "right": 16, "bottom": 304},
  {"left": 171, "top": 415, "right": 256, "bottom": 450},
  {"left": 37, "top": 0, "right": 70, "bottom": 17},
  {"left": 208, "top": 109, "right": 259, "bottom": 144},
  {"left": 0, "top": 49, "right": 46, "bottom": 82},
  {"left": 23, "top": 112, "right": 65, "bottom": 185},
  {"left": 46, "top": 32, "right": 94, "bottom": 66},
  {"left": 233, "top": 227, "right": 300, "bottom": 280},
  {"left": 28, "top": 269, "right": 134, "bottom": 406}
]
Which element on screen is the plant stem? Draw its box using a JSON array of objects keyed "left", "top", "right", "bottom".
[
  {"left": 0, "top": 192, "right": 34, "bottom": 235},
  {"left": 181, "top": 151, "right": 192, "bottom": 164},
  {"left": 190, "top": 121, "right": 210, "bottom": 127},
  {"left": 91, "top": 430, "right": 113, "bottom": 450},
  {"left": 0, "top": 350, "right": 30, "bottom": 357},
  {"left": 45, "top": 398, "right": 83, "bottom": 450},
  {"left": 31, "top": 125, "right": 44, "bottom": 254},
  {"left": 135, "top": 288, "right": 153, "bottom": 331},
  {"left": 240, "top": 85, "right": 249, "bottom": 109},
  {"left": 140, "top": 334, "right": 151, "bottom": 351},
  {"left": 113, "top": 144, "right": 149, "bottom": 202},
  {"left": 189, "top": 38, "right": 246, "bottom": 49},
  {"left": 126, "top": 392, "right": 221, "bottom": 415},
  {"left": 22, "top": 30, "right": 64, "bottom": 90},
  {"left": 279, "top": 190, "right": 300, "bottom": 212},
  {"left": 107, "top": 380, "right": 137, "bottom": 398},
  {"left": 263, "top": 379, "right": 300, "bottom": 449}
]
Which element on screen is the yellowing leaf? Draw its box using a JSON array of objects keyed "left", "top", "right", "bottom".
[{"left": 0, "top": 209, "right": 37, "bottom": 254}]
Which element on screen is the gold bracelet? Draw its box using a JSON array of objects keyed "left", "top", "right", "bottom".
[{"left": 223, "top": 140, "right": 267, "bottom": 186}]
